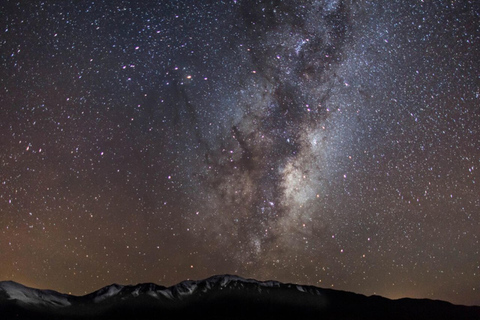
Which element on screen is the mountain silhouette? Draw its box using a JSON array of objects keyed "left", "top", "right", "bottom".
[{"left": 1, "top": 275, "right": 479, "bottom": 319}]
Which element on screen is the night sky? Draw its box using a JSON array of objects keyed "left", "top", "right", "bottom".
[{"left": 1, "top": 0, "right": 479, "bottom": 306}]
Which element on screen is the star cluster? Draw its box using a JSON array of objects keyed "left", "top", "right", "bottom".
[{"left": 1, "top": 0, "right": 479, "bottom": 305}]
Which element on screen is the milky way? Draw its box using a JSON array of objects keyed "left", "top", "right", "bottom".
[{"left": 1, "top": 0, "right": 479, "bottom": 305}]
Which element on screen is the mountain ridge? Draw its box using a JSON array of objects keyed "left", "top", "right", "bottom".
[{"left": 1, "top": 274, "right": 479, "bottom": 320}]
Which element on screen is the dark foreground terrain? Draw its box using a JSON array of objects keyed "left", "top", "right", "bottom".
[{"left": 1, "top": 275, "right": 479, "bottom": 320}]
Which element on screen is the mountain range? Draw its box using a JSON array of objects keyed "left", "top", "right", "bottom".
[{"left": 0, "top": 275, "right": 479, "bottom": 319}]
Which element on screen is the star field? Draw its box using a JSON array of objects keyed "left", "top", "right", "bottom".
[{"left": 1, "top": 0, "right": 479, "bottom": 305}]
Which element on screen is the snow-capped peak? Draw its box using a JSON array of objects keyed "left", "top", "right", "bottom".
[
  {"left": 0, "top": 281, "right": 71, "bottom": 309},
  {"left": 91, "top": 283, "right": 124, "bottom": 303}
]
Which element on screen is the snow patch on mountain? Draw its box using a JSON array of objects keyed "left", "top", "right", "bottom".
[
  {"left": 157, "top": 289, "right": 174, "bottom": 300},
  {"left": 296, "top": 285, "right": 306, "bottom": 293}
]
